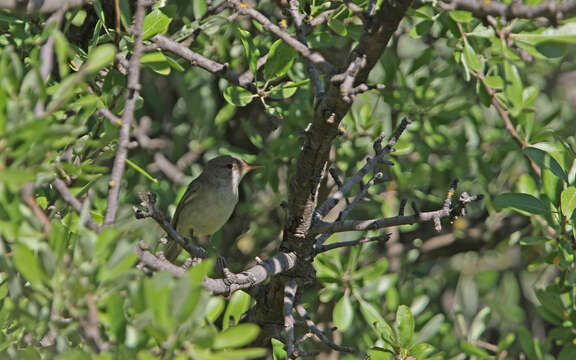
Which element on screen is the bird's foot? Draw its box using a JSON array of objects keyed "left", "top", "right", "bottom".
[{"left": 215, "top": 255, "right": 229, "bottom": 277}]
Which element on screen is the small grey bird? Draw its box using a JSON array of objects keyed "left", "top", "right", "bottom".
[{"left": 164, "top": 155, "right": 261, "bottom": 261}]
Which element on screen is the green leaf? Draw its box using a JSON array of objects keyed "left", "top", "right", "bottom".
[
  {"left": 493, "top": 193, "right": 548, "bottom": 215},
  {"left": 410, "top": 20, "right": 433, "bottom": 38},
  {"left": 395, "top": 305, "right": 414, "bottom": 347},
  {"left": 213, "top": 324, "right": 260, "bottom": 349},
  {"left": 215, "top": 103, "right": 237, "bottom": 125},
  {"left": 206, "top": 297, "right": 226, "bottom": 323},
  {"left": 213, "top": 348, "right": 267, "bottom": 359},
  {"left": 241, "top": 119, "right": 263, "bottom": 149},
  {"left": 193, "top": 0, "right": 207, "bottom": 20},
  {"left": 328, "top": 18, "right": 347, "bottom": 36},
  {"left": 125, "top": 158, "right": 158, "bottom": 183},
  {"left": 469, "top": 307, "right": 491, "bottom": 341},
  {"left": 410, "top": 343, "right": 436, "bottom": 358},
  {"left": 497, "top": 333, "right": 516, "bottom": 351},
  {"left": 94, "top": 227, "right": 118, "bottom": 263},
  {"left": 416, "top": 314, "right": 444, "bottom": 343},
  {"left": 524, "top": 147, "right": 568, "bottom": 183},
  {"left": 449, "top": 10, "right": 473, "bottom": 23},
  {"left": 559, "top": 345, "right": 576, "bottom": 360},
  {"left": 84, "top": 44, "right": 116, "bottom": 73},
  {"left": 142, "top": 8, "right": 172, "bottom": 40},
  {"left": 535, "top": 42, "right": 566, "bottom": 58},
  {"left": 535, "top": 288, "right": 564, "bottom": 320},
  {"left": 140, "top": 51, "right": 171, "bottom": 75},
  {"left": 463, "top": 43, "right": 483, "bottom": 73},
  {"left": 12, "top": 243, "right": 47, "bottom": 287},
  {"left": 267, "top": 81, "right": 299, "bottom": 100},
  {"left": 483, "top": 75, "right": 504, "bottom": 89},
  {"left": 359, "top": 299, "right": 385, "bottom": 326},
  {"left": 223, "top": 291, "right": 251, "bottom": 330},
  {"left": 367, "top": 348, "right": 395, "bottom": 360},
  {"left": 263, "top": 40, "right": 296, "bottom": 80},
  {"left": 272, "top": 338, "right": 287, "bottom": 360},
  {"left": 223, "top": 86, "right": 254, "bottom": 107},
  {"left": 237, "top": 28, "right": 260, "bottom": 77},
  {"left": 511, "top": 23, "right": 576, "bottom": 44},
  {"left": 460, "top": 341, "right": 490, "bottom": 358},
  {"left": 333, "top": 292, "right": 353, "bottom": 331}
]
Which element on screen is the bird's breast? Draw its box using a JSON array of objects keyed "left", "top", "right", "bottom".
[{"left": 177, "top": 184, "right": 238, "bottom": 236}]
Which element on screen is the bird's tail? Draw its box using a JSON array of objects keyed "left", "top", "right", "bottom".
[{"left": 163, "top": 240, "right": 182, "bottom": 262}]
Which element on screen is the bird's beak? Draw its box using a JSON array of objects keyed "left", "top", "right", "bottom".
[{"left": 243, "top": 163, "right": 263, "bottom": 172}]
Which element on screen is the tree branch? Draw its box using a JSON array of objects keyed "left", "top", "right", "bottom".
[
  {"left": 22, "top": 183, "right": 51, "bottom": 234},
  {"left": 295, "top": 303, "right": 355, "bottom": 353},
  {"left": 288, "top": 0, "right": 324, "bottom": 99},
  {"left": 133, "top": 192, "right": 208, "bottom": 258},
  {"left": 284, "top": 280, "right": 298, "bottom": 358},
  {"left": 228, "top": 0, "right": 336, "bottom": 74},
  {"left": 440, "top": 0, "right": 576, "bottom": 20},
  {"left": 103, "top": 0, "right": 147, "bottom": 226},
  {"left": 311, "top": 188, "right": 483, "bottom": 235},
  {"left": 316, "top": 117, "right": 411, "bottom": 218},
  {"left": 132, "top": 192, "right": 298, "bottom": 295},
  {"left": 0, "top": 0, "right": 86, "bottom": 13},
  {"left": 315, "top": 234, "right": 389, "bottom": 254},
  {"left": 151, "top": 34, "right": 257, "bottom": 92},
  {"left": 52, "top": 179, "right": 101, "bottom": 232}
]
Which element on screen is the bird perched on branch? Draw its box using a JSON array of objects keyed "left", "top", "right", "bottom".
[{"left": 164, "top": 155, "right": 262, "bottom": 261}]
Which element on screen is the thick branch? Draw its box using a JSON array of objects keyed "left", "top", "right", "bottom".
[
  {"left": 203, "top": 252, "right": 298, "bottom": 295},
  {"left": 282, "top": 0, "right": 412, "bottom": 256},
  {"left": 133, "top": 192, "right": 298, "bottom": 295},
  {"left": 440, "top": 0, "right": 576, "bottom": 20},
  {"left": 103, "top": 0, "right": 146, "bottom": 226}
]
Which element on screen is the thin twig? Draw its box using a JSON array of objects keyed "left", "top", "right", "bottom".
[
  {"left": 22, "top": 183, "right": 52, "bottom": 234},
  {"left": 311, "top": 184, "right": 483, "bottom": 235},
  {"left": 315, "top": 171, "right": 385, "bottom": 246},
  {"left": 295, "top": 303, "right": 355, "bottom": 353},
  {"left": 485, "top": 16, "right": 532, "bottom": 63},
  {"left": 151, "top": 34, "right": 257, "bottom": 92},
  {"left": 133, "top": 192, "right": 208, "bottom": 258},
  {"left": 52, "top": 179, "right": 101, "bottom": 232},
  {"left": 103, "top": 0, "right": 147, "bottom": 226},
  {"left": 34, "top": 7, "right": 66, "bottom": 115},
  {"left": 288, "top": 0, "right": 324, "bottom": 98},
  {"left": 228, "top": 0, "right": 336, "bottom": 74},
  {"left": 316, "top": 117, "right": 411, "bottom": 218},
  {"left": 455, "top": 22, "right": 540, "bottom": 177},
  {"left": 315, "top": 234, "right": 389, "bottom": 254}
]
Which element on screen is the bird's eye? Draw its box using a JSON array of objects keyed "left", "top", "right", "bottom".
[{"left": 227, "top": 164, "right": 233, "bottom": 169}]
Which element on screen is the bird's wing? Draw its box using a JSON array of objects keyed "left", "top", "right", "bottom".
[
  {"left": 171, "top": 177, "right": 202, "bottom": 231},
  {"left": 165, "top": 178, "right": 202, "bottom": 261}
]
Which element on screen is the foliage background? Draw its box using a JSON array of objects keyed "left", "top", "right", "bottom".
[{"left": 1, "top": 0, "right": 576, "bottom": 359}]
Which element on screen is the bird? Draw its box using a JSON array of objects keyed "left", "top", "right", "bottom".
[{"left": 164, "top": 155, "right": 261, "bottom": 261}]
